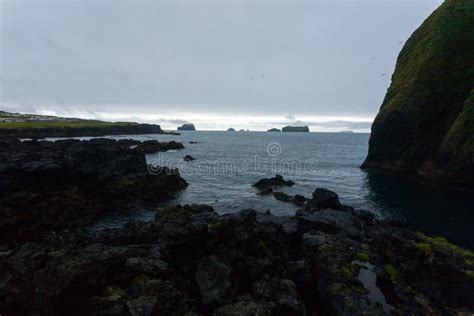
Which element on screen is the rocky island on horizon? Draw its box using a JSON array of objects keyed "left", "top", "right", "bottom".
[
  {"left": 282, "top": 126, "right": 310, "bottom": 132},
  {"left": 267, "top": 128, "right": 281, "bottom": 132},
  {"left": 177, "top": 123, "right": 196, "bottom": 131}
]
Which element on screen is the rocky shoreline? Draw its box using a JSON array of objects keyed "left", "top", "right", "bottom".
[
  {"left": 1, "top": 139, "right": 473, "bottom": 315},
  {"left": 0, "top": 138, "right": 187, "bottom": 245}
]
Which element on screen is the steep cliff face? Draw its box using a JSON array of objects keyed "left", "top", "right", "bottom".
[{"left": 363, "top": 0, "right": 474, "bottom": 189}]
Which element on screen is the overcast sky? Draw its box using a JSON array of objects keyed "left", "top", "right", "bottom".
[{"left": 0, "top": 0, "right": 442, "bottom": 131}]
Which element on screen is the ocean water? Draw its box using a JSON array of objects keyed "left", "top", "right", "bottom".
[{"left": 91, "top": 131, "right": 474, "bottom": 248}]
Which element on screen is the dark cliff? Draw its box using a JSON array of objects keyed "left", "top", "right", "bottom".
[
  {"left": 0, "top": 123, "right": 165, "bottom": 139},
  {"left": 362, "top": 0, "right": 474, "bottom": 189}
]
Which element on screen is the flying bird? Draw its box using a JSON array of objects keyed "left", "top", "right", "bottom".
[
  {"left": 381, "top": 73, "right": 386, "bottom": 76},
  {"left": 398, "top": 41, "right": 404, "bottom": 44}
]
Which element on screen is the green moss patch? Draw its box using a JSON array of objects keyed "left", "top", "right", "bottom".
[
  {"left": 383, "top": 264, "right": 399, "bottom": 282},
  {"left": 465, "top": 270, "right": 474, "bottom": 279},
  {"left": 355, "top": 252, "right": 370, "bottom": 262},
  {"left": 0, "top": 120, "right": 136, "bottom": 129},
  {"left": 341, "top": 263, "right": 359, "bottom": 278},
  {"left": 415, "top": 232, "right": 474, "bottom": 259}
]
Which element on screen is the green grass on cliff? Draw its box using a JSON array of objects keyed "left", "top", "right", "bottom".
[
  {"left": 366, "top": 0, "right": 474, "bottom": 185},
  {"left": 0, "top": 120, "right": 137, "bottom": 129},
  {"left": 381, "top": 0, "right": 474, "bottom": 116},
  {"left": 437, "top": 90, "right": 474, "bottom": 154}
]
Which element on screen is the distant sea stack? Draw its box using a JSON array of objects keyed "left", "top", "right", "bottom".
[
  {"left": 227, "top": 128, "right": 235, "bottom": 132},
  {"left": 362, "top": 0, "right": 474, "bottom": 189},
  {"left": 177, "top": 123, "right": 196, "bottom": 131},
  {"left": 282, "top": 126, "right": 309, "bottom": 132},
  {"left": 267, "top": 128, "right": 281, "bottom": 132}
]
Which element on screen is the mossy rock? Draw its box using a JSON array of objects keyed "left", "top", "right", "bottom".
[{"left": 383, "top": 264, "right": 399, "bottom": 282}]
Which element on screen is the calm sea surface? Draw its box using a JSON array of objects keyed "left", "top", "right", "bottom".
[{"left": 86, "top": 131, "right": 474, "bottom": 248}]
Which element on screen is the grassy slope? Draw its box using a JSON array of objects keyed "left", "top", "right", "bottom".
[
  {"left": 423, "top": 90, "right": 474, "bottom": 184},
  {"left": 0, "top": 120, "right": 137, "bottom": 129},
  {"left": 364, "top": 0, "right": 474, "bottom": 187},
  {"left": 0, "top": 111, "right": 163, "bottom": 137}
]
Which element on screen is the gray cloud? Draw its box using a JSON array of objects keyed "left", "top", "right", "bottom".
[
  {"left": 0, "top": 0, "right": 442, "bottom": 122},
  {"left": 292, "top": 120, "right": 372, "bottom": 130},
  {"left": 285, "top": 114, "right": 295, "bottom": 121}
]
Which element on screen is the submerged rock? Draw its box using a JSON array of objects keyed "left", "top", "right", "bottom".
[
  {"left": 273, "top": 191, "right": 308, "bottom": 206},
  {"left": 136, "top": 140, "right": 184, "bottom": 154},
  {"left": 253, "top": 175, "right": 295, "bottom": 195},
  {"left": 184, "top": 154, "right": 195, "bottom": 161},
  {"left": 272, "top": 191, "right": 292, "bottom": 202}
]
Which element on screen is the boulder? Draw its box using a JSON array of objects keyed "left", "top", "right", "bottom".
[
  {"left": 252, "top": 175, "right": 295, "bottom": 195},
  {"left": 195, "top": 256, "right": 232, "bottom": 304},
  {"left": 305, "top": 188, "right": 342, "bottom": 211}
]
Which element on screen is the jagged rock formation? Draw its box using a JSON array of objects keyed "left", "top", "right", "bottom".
[{"left": 363, "top": 0, "right": 474, "bottom": 189}]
